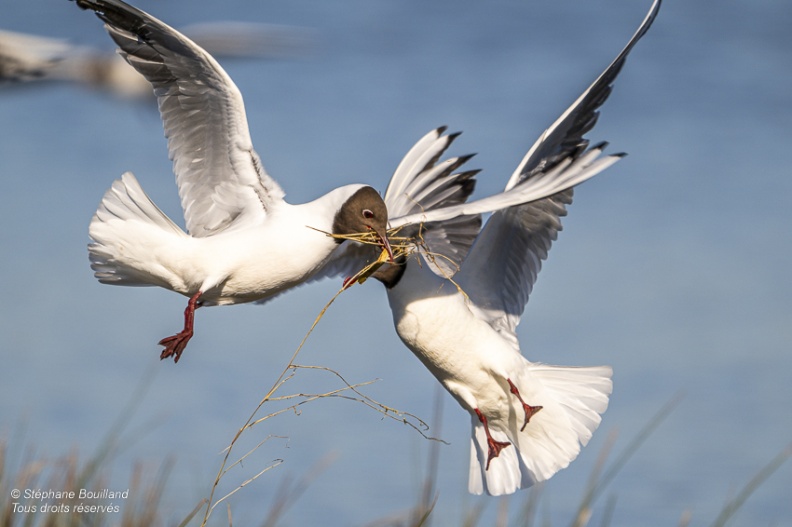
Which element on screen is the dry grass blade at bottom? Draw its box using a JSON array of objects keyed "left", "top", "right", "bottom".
[
  {"left": 119, "top": 458, "right": 173, "bottom": 527},
  {"left": 565, "top": 393, "right": 789, "bottom": 527},
  {"left": 201, "top": 252, "right": 442, "bottom": 526},
  {"left": 596, "top": 495, "right": 617, "bottom": 527},
  {"left": 209, "top": 459, "right": 284, "bottom": 513},
  {"left": 0, "top": 371, "right": 201, "bottom": 527},
  {"left": 218, "top": 436, "right": 286, "bottom": 477},
  {"left": 176, "top": 499, "right": 209, "bottom": 527},
  {"left": 201, "top": 278, "right": 352, "bottom": 525},
  {"left": 461, "top": 504, "right": 487, "bottom": 527},
  {"left": 569, "top": 394, "right": 682, "bottom": 527},
  {"left": 362, "top": 387, "right": 445, "bottom": 527},
  {"left": 260, "top": 453, "right": 337, "bottom": 527},
  {"left": 706, "top": 443, "right": 792, "bottom": 527},
  {"left": 516, "top": 483, "right": 543, "bottom": 527},
  {"left": 0, "top": 437, "right": 191, "bottom": 527}
]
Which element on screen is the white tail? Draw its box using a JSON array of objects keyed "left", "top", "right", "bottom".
[
  {"left": 88, "top": 172, "right": 187, "bottom": 288},
  {"left": 468, "top": 361, "right": 613, "bottom": 495}
]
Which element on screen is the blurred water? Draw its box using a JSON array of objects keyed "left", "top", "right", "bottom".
[{"left": 1, "top": 0, "right": 790, "bottom": 525}]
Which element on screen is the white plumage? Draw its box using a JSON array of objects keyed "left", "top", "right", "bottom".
[
  {"left": 374, "top": 0, "right": 661, "bottom": 495},
  {"left": 75, "top": 0, "right": 621, "bottom": 363},
  {"left": 74, "top": 0, "right": 394, "bottom": 362}
]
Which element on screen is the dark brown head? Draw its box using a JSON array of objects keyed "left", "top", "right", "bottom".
[{"left": 332, "top": 186, "right": 394, "bottom": 261}]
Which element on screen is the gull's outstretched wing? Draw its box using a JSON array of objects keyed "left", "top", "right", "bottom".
[
  {"left": 312, "top": 127, "right": 481, "bottom": 283},
  {"left": 458, "top": 0, "right": 661, "bottom": 348},
  {"left": 389, "top": 141, "right": 622, "bottom": 229},
  {"left": 74, "top": 0, "right": 285, "bottom": 237},
  {"left": 383, "top": 127, "right": 481, "bottom": 276},
  {"left": 505, "top": 0, "right": 662, "bottom": 192}
]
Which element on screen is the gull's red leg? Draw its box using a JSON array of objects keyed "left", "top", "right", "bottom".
[
  {"left": 507, "top": 378, "right": 543, "bottom": 431},
  {"left": 474, "top": 408, "right": 511, "bottom": 470},
  {"left": 159, "top": 291, "right": 203, "bottom": 363}
]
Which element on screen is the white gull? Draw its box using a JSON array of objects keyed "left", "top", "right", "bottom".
[
  {"left": 74, "top": 0, "right": 392, "bottom": 362},
  {"left": 367, "top": 0, "right": 661, "bottom": 495},
  {"left": 74, "top": 0, "right": 628, "bottom": 364}
]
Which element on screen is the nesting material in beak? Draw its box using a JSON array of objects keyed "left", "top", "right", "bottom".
[
  {"left": 315, "top": 224, "right": 412, "bottom": 289},
  {"left": 374, "top": 228, "right": 395, "bottom": 263},
  {"left": 342, "top": 246, "right": 394, "bottom": 289}
]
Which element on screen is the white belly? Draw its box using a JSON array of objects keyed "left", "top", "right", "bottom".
[{"left": 388, "top": 273, "right": 516, "bottom": 412}]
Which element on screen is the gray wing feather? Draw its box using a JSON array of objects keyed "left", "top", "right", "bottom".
[
  {"left": 314, "top": 128, "right": 481, "bottom": 281},
  {"left": 383, "top": 128, "right": 480, "bottom": 277},
  {"left": 77, "top": 0, "right": 284, "bottom": 237},
  {"left": 505, "top": 0, "right": 661, "bottom": 191},
  {"left": 390, "top": 144, "right": 621, "bottom": 229},
  {"left": 457, "top": 0, "right": 661, "bottom": 345},
  {"left": 457, "top": 191, "right": 572, "bottom": 348},
  {"left": 385, "top": 127, "right": 481, "bottom": 276}
]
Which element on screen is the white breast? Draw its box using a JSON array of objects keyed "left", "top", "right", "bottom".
[{"left": 387, "top": 261, "right": 517, "bottom": 411}]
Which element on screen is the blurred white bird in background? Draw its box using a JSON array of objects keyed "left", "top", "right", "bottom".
[{"left": 0, "top": 22, "right": 313, "bottom": 99}]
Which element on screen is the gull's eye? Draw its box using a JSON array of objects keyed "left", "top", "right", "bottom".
[{"left": 362, "top": 209, "right": 375, "bottom": 219}]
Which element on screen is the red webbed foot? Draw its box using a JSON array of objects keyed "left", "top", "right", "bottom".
[
  {"left": 507, "top": 378, "right": 543, "bottom": 431},
  {"left": 475, "top": 408, "right": 511, "bottom": 470},
  {"left": 159, "top": 291, "right": 202, "bottom": 364},
  {"left": 158, "top": 331, "right": 192, "bottom": 363}
]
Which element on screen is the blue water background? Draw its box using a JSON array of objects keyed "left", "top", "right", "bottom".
[{"left": 1, "top": 0, "right": 790, "bottom": 525}]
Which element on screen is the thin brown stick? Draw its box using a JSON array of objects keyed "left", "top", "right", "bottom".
[{"left": 201, "top": 248, "right": 447, "bottom": 525}]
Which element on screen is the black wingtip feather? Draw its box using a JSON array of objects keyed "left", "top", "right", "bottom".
[
  {"left": 457, "top": 153, "right": 478, "bottom": 165},
  {"left": 446, "top": 131, "right": 463, "bottom": 142}
]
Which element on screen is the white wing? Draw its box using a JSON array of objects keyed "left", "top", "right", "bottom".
[
  {"left": 504, "top": 0, "right": 662, "bottom": 192},
  {"left": 311, "top": 127, "right": 481, "bottom": 282},
  {"left": 457, "top": 191, "right": 572, "bottom": 349},
  {"left": 383, "top": 128, "right": 481, "bottom": 276},
  {"left": 457, "top": 0, "right": 661, "bottom": 346},
  {"left": 389, "top": 143, "right": 621, "bottom": 230},
  {"left": 390, "top": 0, "right": 661, "bottom": 232},
  {"left": 77, "top": 0, "right": 285, "bottom": 237}
]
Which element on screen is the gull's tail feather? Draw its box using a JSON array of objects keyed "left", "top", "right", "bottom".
[
  {"left": 88, "top": 172, "right": 188, "bottom": 287},
  {"left": 468, "top": 361, "right": 612, "bottom": 496}
]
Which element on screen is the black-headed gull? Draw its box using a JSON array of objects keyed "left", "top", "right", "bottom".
[
  {"left": 371, "top": 0, "right": 661, "bottom": 496},
  {"left": 0, "top": 24, "right": 310, "bottom": 99},
  {"left": 74, "top": 0, "right": 634, "bottom": 364},
  {"left": 73, "top": 0, "right": 393, "bottom": 363}
]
